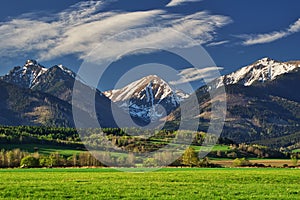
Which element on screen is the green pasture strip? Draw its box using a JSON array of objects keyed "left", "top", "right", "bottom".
[
  {"left": 0, "top": 144, "right": 85, "bottom": 156},
  {"left": 191, "top": 144, "right": 231, "bottom": 152},
  {"left": 292, "top": 149, "right": 300, "bottom": 153}
]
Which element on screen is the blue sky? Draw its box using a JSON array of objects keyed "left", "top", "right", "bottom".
[{"left": 0, "top": 0, "right": 299, "bottom": 91}]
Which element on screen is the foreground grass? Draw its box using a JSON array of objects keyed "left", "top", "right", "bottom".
[{"left": 0, "top": 168, "right": 299, "bottom": 199}]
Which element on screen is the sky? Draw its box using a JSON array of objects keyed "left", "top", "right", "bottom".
[{"left": 0, "top": 0, "right": 299, "bottom": 91}]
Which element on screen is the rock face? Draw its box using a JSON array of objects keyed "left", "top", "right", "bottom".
[{"left": 104, "top": 75, "right": 186, "bottom": 123}]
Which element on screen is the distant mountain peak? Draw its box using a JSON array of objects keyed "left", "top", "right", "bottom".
[
  {"left": 105, "top": 75, "right": 172, "bottom": 102},
  {"left": 25, "top": 59, "right": 38, "bottom": 66},
  {"left": 52, "top": 64, "right": 76, "bottom": 78},
  {"left": 215, "top": 58, "right": 300, "bottom": 88},
  {"left": 257, "top": 57, "right": 273, "bottom": 63},
  {"left": 104, "top": 75, "right": 188, "bottom": 122},
  {"left": 1, "top": 60, "right": 48, "bottom": 88},
  {"left": 0, "top": 60, "right": 81, "bottom": 103}
]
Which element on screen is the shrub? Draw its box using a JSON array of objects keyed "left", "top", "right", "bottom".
[
  {"left": 182, "top": 147, "right": 199, "bottom": 167},
  {"left": 20, "top": 156, "right": 39, "bottom": 168},
  {"left": 143, "top": 158, "right": 157, "bottom": 167},
  {"left": 39, "top": 156, "right": 52, "bottom": 167},
  {"left": 232, "top": 158, "right": 252, "bottom": 167},
  {"left": 290, "top": 154, "right": 298, "bottom": 166}
]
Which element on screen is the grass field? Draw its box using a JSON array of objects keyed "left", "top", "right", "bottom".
[
  {"left": 0, "top": 168, "right": 299, "bottom": 199},
  {"left": 192, "top": 144, "right": 231, "bottom": 152},
  {"left": 211, "top": 159, "right": 294, "bottom": 167},
  {"left": 0, "top": 144, "right": 85, "bottom": 157},
  {"left": 292, "top": 149, "right": 300, "bottom": 153}
]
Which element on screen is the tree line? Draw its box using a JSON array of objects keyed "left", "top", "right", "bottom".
[{"left": 0, "top": 147, "right": 220, "bottom": 168}]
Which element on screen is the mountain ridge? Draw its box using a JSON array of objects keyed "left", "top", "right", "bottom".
[
  {"left": 0, "top": 60, "right": 130, "bottom": 128},
  {"left": 214, "top": 57, "right": 300, "bottom": 88},
  {"left": 103, "top": 75, "right": 185, "bottom": 123},
  {"left": 166, "top": 57, "right": 300, "bottom": 148}
]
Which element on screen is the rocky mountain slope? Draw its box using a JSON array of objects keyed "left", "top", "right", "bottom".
[
  {"left": 214, "top": 57, "right": 300, "bottom": 88},
  {"left": 104, "top": 75, "right": 185, "bottom": 123},
  {"left": 0, "top": 60, "right": 128, "bottom": 128},
  {"left": 167, "top": 58, "right": 300, "bottom": 148},
  {"left": 0, "top": 80, "right": 74, "bottom": 126},
  {"left": 2, "top": 60, "right": 78, "bottom": 103}
]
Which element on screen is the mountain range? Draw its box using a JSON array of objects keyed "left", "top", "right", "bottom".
[
  {"left": 1, "top": 58, "right": 300, "bottom": 148},
  {"left": 167, "top": 58, "right": 300, "bottom": 148}
]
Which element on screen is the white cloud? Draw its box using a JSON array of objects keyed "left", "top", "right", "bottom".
[
  {"left": 206, "top": 40, "right": 229, "bottom": 47},
  {"left": 242, "top": 18, "right": 300, "bottom": 45},
  {"left": 0, "top": 19, "right": 60, "bottom": 57},
  {"left": 82, "top": 11, "right": 231, "bottom": 63},
  {"left": 169, "top": 12, "right": 232, "bottom": 44},
  {"left": 0, "top": 1, "right": 231, "bottom": 62},
  {"left": 166, "top": 0, "right": 201, "bottom": 7},
  {"left": 39, "top": 10, "right": 165, "bottom": 61},
  {"left": 243, "top": 32, "right": 287, "bottom": 45},
  {"left": 170, "top": 66, "right": 223, "bottom": 85},
  {"left": 288, "top": 18, "right": 300, "bottom": 33}
]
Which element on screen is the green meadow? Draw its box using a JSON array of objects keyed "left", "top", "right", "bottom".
[
  {"left": 0, "top": 144, "right": 85, "bottom": 157},
  {"left": 0, "top": 168, "right": 299, "bottom": 199},
  {"left": 292, "top": 149, "right": 300, "bottom": 153}
]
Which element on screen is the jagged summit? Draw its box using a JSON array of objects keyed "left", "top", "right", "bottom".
[
  {"left": 0, "top": 60, "right": 78, "bottom": 90},
  {"left": 105, "top": 75, "right": 175, "bottom": 102},
  {"left": 0, "top": 60, "right": 82, "bottom": 103},
  {"left": 25, "top": 59, "right": 38, "bottom": 66},
  {"left": 1, "top": 60, "right": 48, "bottom": 88},
  {"left": 256, "top": 57, "right": 274, "bottom": 63},
  {"left": 104, "top": 75, "right": 187, "bottom": 122},
  {"left": 215, "top": 58, "right": 300, "bottom": 88},
  {"left": 52, "top": 64, "right": 76, "bottom": 79}
]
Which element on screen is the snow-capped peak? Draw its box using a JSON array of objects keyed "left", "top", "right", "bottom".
[
  {"left": 256, "top": 57, "right": 273, "bottom": 65},
  {"left": 104, "top": 75, "right": 183, "bottom": 122},
  {"left": 1, "top": 60, "right": 49, "bottom": 88},
  {"left": 0, "top": 60, "right": 80, "bottom": 91},
  {"left": 56, "top": 64, "right": 76, "bottom": 78},
  {"left": 104, "top": 75, "right": 174, "bottom": 102},
  {"left": 215, "top": 58, "right": 300, "bottom": 88}
]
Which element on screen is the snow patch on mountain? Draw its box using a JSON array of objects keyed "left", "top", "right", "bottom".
[
  {"left": 104, "top": 75, "right": 187, "bottom": 122},
  {"left": 57, "top": 64, "right": 76, "bottom": 78},
  {"left": 1, "top": 60, "right": 49, "bottom": 89},
  {"left": 215, "top": 58, "right": 300, "bottom": 88},
  {"left": 175, "top": 89, "right": 190, "bottom": 101}
]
